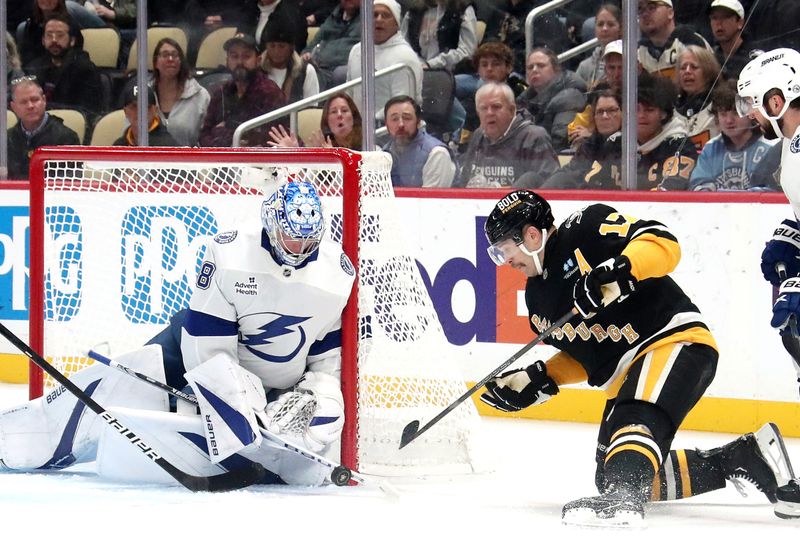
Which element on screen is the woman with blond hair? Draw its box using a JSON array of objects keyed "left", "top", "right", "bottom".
[{"left": 674, "top": 44, "right": 722, "bottom": 152}]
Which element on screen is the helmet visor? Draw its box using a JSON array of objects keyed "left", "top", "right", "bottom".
[
  {"left": 486, "top": 238, "right": 520, "bottom": 266},
  {"left": 735, "top": 94, "right": 755, "bottom": 117}
]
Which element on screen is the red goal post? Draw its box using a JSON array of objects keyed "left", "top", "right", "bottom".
[{"left": 28, "top": 146, "right": 481, "bottom": 476}]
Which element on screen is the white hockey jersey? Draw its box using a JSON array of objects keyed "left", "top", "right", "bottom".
[
  {"left": 783, "top": 126, "right": 800, "bottom": 220},
  {"left": 180, "top": 227, "right": 356, "bottom": 390}
]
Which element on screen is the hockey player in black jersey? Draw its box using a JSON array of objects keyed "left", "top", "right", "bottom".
[{"left": 482, "top": 189, "right": 795, "bottom": 526}]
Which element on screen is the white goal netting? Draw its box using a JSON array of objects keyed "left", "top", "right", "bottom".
[{"left": 30, "top": 147, "right": 481, "bottom": 475}]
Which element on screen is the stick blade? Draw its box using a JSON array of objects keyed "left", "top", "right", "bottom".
[
  {"left": 180, "top": 461, "right": 267, "bottom": 493},
  {"left": 399, "top": 420, "right": 421, "bottom": 449}
]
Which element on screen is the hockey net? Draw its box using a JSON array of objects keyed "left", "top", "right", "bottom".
[{"left": 28, "top": 147, "right": 481, "bottom": 476}]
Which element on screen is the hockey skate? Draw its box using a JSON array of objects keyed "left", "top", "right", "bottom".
[
  {"left": 562, "top": 485, "right": 645, "bottom": 528},
  {"left": 700, "top": 422, "right": 789, "bottom": 503},
  {"left": 775, "top": 480, "right": 800, "bottom": 519}
]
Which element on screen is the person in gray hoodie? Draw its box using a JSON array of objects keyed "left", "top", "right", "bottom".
[
  {"left": 516, "top": 47, "right": 587, "bottom": 151},
  {"left": 457, "top": 82, "right": 559, "bottom": 188}
]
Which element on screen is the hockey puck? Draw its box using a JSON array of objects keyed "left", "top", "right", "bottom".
[{"left": 331, "top": 465, "right": 352, "bottom": 486}]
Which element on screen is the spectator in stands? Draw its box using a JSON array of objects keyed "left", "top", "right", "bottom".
[
  {"left": 708, "top": 0, "right": 755, "bottom": 80},
  {"left": 17, "top": 0, "right": 91, "bottom": 68},
  {"left": 179, "top": 0, "right": 252, "bottom": 65},
  {"left": 9, "top": 0, "right": 33, "bottom": 35},
  {"left": 199, "top": 33, "right": 287, "bottom": 147},
  {"left": 7, "top": 76, "right": 79, "bottom": 179},
  {"left": 260, "top": 15, "right": 320, "bottom": 103},
  {"left": 150, "top": 38, "right": 211, "bottom": 147},
  {"left": 637, "top": 0, "right": 711, "bottom": 78},
  {"left": 6, "top": 36, "right": 25, "bottom": 102},
  {"left": 346, "top": 0, "right": 423, "bottom": 122},
  {"left": 401, "top": 0, "right": 478, "bottom": 73},
  {"left": 543, "top": 87, "right": 623, "bottom": 189},
  {"left": 567, "top": 40, "right": 625, "bottom": 149},
  {"left": 575, "top": 4, "right": 622, "bottom": 87},
  {"left": 457, "top": 82, "right": 559, "bottom": 188},
  {"left": 516, "top": 47, "right": 587, "bottom": 151},
  {"left": 482, "top": 0, "right": 570, "bottom": 74},
  {"left": 301, "top": 0, "right": 338, "bottom": 27},
  {"left": 84, "top": 0, "right": 136, "bottom": 62},
  {"left": 382, "top": 95, "right": 455, "bottom": 187},
  {"left": 745, "top": 0, "right": 800, "bottom": 52},
  {"left": 244, "top": 0, "right": 308, "bottom": 53},
  {"left": 267, "top": 92, "right": 363, "bottom": 149},
  {"left": 455, "top": 41, "right": 527, "bottom": 134},
  {"left": 26, "top": 15, "right": 103, "bottom": 118},
  {"left": 689, "top": 79, "right": 775, "bottom": 191},
  {"left": 114, "top": 83, "right": 179, "bottom": 146},
  {"left": 302, "top": 0, "right": 361, "bottom": 90},
  {"left": 674, "top": 44, "right": 721, "bottom": 151},
  {"left": 586, "top": 72, "right": 697, "bottom": 190}
]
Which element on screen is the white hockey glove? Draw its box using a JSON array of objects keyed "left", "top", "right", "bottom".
[{"left": 265, "top": 371, "right": 344, "bottom": 453}]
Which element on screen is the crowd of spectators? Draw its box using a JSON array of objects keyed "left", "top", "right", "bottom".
[{"left": 3, "top": 0, "right": 800, "bottom": 190}]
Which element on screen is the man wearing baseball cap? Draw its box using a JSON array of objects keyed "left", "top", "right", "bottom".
[
  {"left": 114, "top": 83, "right": 179, "bottom": 146},
  {"left": 199, "top": 33, "right": 287, "bottom": 147},
  {"left": 708, "top": 0, "right": 755, "bottom": 79},
  {"left": 637, "top": 0, "right": 711, "bottom": 79}
]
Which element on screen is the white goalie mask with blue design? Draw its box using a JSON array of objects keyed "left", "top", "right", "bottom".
[{"left": 261, "top": 181, "right": 325, "bottom": 267}]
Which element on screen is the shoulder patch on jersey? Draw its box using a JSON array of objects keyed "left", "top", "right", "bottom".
[
  {"left": 340, "top": 253, "right": 355, "bottom": 276},
  {"left": 214, "top": 230, "right": 238, "bottom": 244},
  {"left": 791, "top": 135, "right": 800, "bottom": 154}
]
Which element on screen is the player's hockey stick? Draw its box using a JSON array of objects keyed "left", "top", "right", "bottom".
[
  {"left": 399, "top": 308, "right": 579, "bottom": 449},
  {"left": 776, "top": 263, "right": 800, "bottom": 395},
  {"left": 0, "top": 321, "right": 266, "bottom": 492},
  {"left": 87, "top": 350, "right": 398, "bottom": 497}
]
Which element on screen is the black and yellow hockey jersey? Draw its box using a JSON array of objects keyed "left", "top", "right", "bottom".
[{"left": 525, "top": 203, "right": 716, "bottom": 396}]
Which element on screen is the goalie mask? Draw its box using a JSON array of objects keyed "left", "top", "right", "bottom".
[
  {"left": 262, "top": 181, "right": 325, "bottom": 267},
  {"left": 737, "top": 48, "right": 800, "bottom": 137},
  {"left": 484, "top": 190, "right": 554, "bottom": 274}
]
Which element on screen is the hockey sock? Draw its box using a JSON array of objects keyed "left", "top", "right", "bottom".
[
  {"left": 651, "top": 449, "right": 725, "bottom": 501},
  {"left": 604, "top": 425, "right": 661, "bottom": 499}
]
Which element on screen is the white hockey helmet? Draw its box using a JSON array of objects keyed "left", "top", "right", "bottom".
[
  {"left": 736, "top": 48, "right": 800, "bottom": 135},
  {"left": 261, "top": 181, "right": 325, "bottom": 267}
]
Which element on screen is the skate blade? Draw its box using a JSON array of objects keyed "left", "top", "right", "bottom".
[
  {"left": 775, "top": 501, "right": 800, "bottom": 520},
  {"left": 562, "top": 507, "right": 645, "bottom": 529}
]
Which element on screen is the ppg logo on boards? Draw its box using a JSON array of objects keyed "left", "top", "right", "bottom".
[
  {"left": 0, "top": 206, "right": 31, "bottom": 320},
  {"left": 121, "top": 206, "right": 218, "bottom": 324},
  {"left": 44, "top": 206, "right": 83, "bottom": 321}
]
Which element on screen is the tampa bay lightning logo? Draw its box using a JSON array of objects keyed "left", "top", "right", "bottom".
[
  {"left": 791, "top": 135, "right": 800, "bottom": 154},
  {"left": 214, "top": 230, "right": 238, "bottom": 244},
  {"left": 239, "top": 312, "right": 311, "bottom": 363}
]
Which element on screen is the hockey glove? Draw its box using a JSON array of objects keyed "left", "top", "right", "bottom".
[
  {"left": 481, "top": 361, "right": 559, "bottom": 412},
  {"left": 573, "top": 255, "right": 636, "bottom": 319},
  {"left": 762, "top": 220, "right": 800, "bottom": 287},
  {"left": 771, "top": 277, "right": 800, "bottom": 334}
]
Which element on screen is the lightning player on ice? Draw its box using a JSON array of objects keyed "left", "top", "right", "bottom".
[
  {"left": 737, "top": 48, "right": 800, "bottom": 518},
  {"left": 482, "top": 189, "right": 794, "bottom": 526},
  {"left": 0, "top": 181, "right": 355, "bottom": 486}
]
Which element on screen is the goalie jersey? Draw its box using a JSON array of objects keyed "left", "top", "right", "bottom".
[
  {"left": 180, "top": 227, "right": 356, "bottom": 390},
  {"left": 525, "top": 204, "right": 716, "bottom": 395}
]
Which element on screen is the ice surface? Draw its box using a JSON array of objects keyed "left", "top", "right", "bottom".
[{"left": 0, "top": 382, "right": 798, "bottom": 545}]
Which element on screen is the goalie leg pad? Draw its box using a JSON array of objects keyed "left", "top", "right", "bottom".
[
  {"left": 0, "top": 345, "right": 169, "bottom": 470},
  {"left": 184, "top": 354, "right": 266, "bottom": 463}
]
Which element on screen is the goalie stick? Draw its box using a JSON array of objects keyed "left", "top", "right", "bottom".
[
  {"left": 86, "top": 350, "right": 398, "bottom": 497},
  {"left": 399, "top": 308, "right": 579, "bottom": 449},
  {"left": 0, "top": 321, "right": 267, "bottom": 492}
]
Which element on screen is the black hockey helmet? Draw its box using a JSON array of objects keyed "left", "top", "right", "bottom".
[{"left": 484, "top": 190, "right": 554, "bottom": 246}]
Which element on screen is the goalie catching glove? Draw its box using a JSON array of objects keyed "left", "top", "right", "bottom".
[
  {"left": 481, "top": 361, "right": 559, "bottom": 412},
  {"left": 264, "top": 371, "right": 344, "bottom": 453},
  {"left": 573, "top": 255, "right": 636, "bottom": 318}
]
